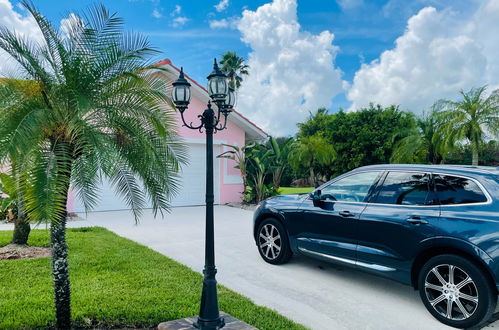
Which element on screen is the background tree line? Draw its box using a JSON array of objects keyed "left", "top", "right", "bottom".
[{"left": 230, "top": 86, "right": 498, "bottom": 203}]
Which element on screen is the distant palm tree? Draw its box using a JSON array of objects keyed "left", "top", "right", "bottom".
[
  {"left": 289, "top": 135, "right": 335, "bottom": 187},
  {"left": 391, "top": 110, "right": 447, "bottom": 164},
  {"left": 220, "top": 51, "right": 249, "bottom": 89},
  {"left": 0, "top": 2, "right": 185, "bottom": 328},
  {"left": 435, "top": 86, "right": 499, "bottom": 165}
]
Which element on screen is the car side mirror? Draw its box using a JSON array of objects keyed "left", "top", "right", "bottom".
[{"left": 310, "top": 189, "right": 322, "bottom": 207}]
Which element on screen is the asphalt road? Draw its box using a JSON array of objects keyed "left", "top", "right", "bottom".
[{"left": 2, "top": 206, "right": 497, "bottom": 329}]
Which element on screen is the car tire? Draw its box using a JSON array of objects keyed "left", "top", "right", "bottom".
[
  {"left": 257, "top": 218, "right": 292, "bottom": 265},
  {"left": 418, "top": 254, "right": 497, "bottom": 329}
]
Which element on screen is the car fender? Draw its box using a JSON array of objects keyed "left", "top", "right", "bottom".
[{"left": 412, "top": 236, "right": 498, "bottom": 290}]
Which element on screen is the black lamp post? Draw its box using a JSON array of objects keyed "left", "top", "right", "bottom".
[{"left": 171, "top": 59, "right": 235, "bottom": 330}]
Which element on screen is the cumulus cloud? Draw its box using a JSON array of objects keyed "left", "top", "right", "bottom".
[
  {"left": 171, "top": 5, "right": 181, "bottom": 16},
  {"left": 151, "top": 8, "right": 163, "bottom": 19},
  {"left": 171, "top": 16, "right": 189, "bottom": 27},
  {"left": 0, "top": 0, "right": 43, "bottom": 76},
  {"left": 347, "top": 1, "right": 499, "bottom": 112},
  {"left": 208, "top": 17, "right": 238, "bottom": 29},
  {"left": 209, "top": 19, "right": 229, "bottom": 29},
  {"left": 214, "top": 0, "right": 229, "bottom": 12},
  {"left": 236, "top": 0, "right": 345, "bottom": 135}
]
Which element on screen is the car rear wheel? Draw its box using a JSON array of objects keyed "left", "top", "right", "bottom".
[
  {"left": 418, "top": 254, "right": 497, "bottom": 329},
  {"left": 257, "top": 218, "right": 292, "bottom": 265}
]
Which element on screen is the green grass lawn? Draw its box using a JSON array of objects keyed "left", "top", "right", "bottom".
[
  {"left": 0, "top": 227, "right": 305, "bottom": 329},
  {"left": 278, "top": 187, "right": 314, "bottom": 195}
]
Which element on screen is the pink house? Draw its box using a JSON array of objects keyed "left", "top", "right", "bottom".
[{"left": 68, "top": 59, "right": 267, "bottom": 213}]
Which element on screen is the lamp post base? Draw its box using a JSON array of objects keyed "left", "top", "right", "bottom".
[
  {"left": 158, "top": 312, "right": 256, "bottom": 330},
  {"left": 193, "top": 316, "right": 225, "bottom": 330}
]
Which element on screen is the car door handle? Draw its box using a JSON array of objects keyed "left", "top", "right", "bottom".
[
  {"left": 406, "top": 216, "right": 429, "bottom": 225},
  {"left": 339, "top": 211, "right": 355, "bottom": 218}
]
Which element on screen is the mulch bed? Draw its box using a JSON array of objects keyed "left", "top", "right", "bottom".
[{"left": 0, "top": 244, "right": 51, "bottom": 261}]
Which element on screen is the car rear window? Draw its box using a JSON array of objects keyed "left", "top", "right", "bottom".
[
  {"left": 434, "top": 174, "right": 488, "bottom": 205},
  {"left": 374, "top": 171, "right": 431, "bottom": 205}
]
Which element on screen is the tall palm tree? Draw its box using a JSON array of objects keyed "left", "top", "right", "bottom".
[
  {"left": 289, "top": 135, "right": 335, "bottom": 187},
  {"left": 435, "top": 86, "right": 499, "bottom": 165},
  {"left": 0, "top": 2, "right": 185, "bottom": 328},
  {"left": 391, "top": 110, "right": 447, "bottom": 164},
  {"left": 219, "top": 51, "right": 249, "bottom": 89}
]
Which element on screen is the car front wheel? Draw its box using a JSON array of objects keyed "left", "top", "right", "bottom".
[
  {"left": 257, "top": 218, "right": 292, "bottom": 265},
  {"left": 418, "top": 254, "right": 497, "bottom": 329}
]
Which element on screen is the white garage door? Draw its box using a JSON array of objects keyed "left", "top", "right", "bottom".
[{"left": 73, "top": 143, "right": 219, "bottom": 212}]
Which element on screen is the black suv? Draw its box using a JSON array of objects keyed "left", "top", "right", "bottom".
[{"left": 253, "top": 164, "right": 499, "bottom": 328}]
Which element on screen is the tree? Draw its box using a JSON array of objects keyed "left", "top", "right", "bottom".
[
  {"left": 297, "top": 105, "right": 417, "bottom": 177},
  {"left": 217, "top": 142, "right": 255, "bottom": 193},
  {"left": 0, "top": 3, "right": 185, "bottom": 328},
  {"left": 0, "top": 171, "right": 30, "bottom": 245},
  {"left": 219, "top": 51, "right": 249, "bottom": 89},
  {"left": 289, "top": 135, "right": 335, "bottom": 186},
  {"left": 391, "top": 110, "right": 447, "bottom": 164},
  {"left": 435, "top": 86, "right": 499, "bottom": 165},
  {"left": 266, "top": 136, "right": 293, "bottom": 190}
]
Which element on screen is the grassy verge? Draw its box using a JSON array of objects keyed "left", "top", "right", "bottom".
[
  {"left": 278, "top": 187, "right": 314, "bottom": 195},
  {"left": 0, "top": 227, "right": 305, "bottom": 329}
]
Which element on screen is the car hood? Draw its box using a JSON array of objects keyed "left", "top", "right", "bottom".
[{"left": 267, "top": 194, "right": 307, "bottom": 202}]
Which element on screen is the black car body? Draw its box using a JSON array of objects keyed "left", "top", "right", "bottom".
[{"left": 253, "top": 164, "right": 499, "bottom": 328}]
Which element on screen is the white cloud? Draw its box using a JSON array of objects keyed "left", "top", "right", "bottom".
[
  {"left": 347, "top": 1, "right": 499, "bottom": 112},
  {"left": 152, "top": 9, "right": 163, "bottom": 19},
  {"left": 236, "top": 0, "right": 345, "bottom": 135},
  {"left": 171, "top": 5, "right": 181, "bottom": 16},
  {"left": 171, "top": 16, "right": 189, "bottom": 27},
  {"left": 60, "top": 13, "right": 81, "bottom": 38},
  {"left": 337, "top": 0, "right": 364, "bottom": 10},
  {"left": 209, "top": 19, "right": 229, "bottom": 29},
  {"left": 208, "top": 17, "right": 238, "bottom": 29},
  {"left": 0, "top": 0, "right": 43, "bottom": 76},
  {"left": 214, "top": 0, "right": 230, "bottom": 12}
]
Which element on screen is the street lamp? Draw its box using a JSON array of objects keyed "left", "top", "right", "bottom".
[{"left": 171, "top": 59, "right": 234, "bottom": 330}]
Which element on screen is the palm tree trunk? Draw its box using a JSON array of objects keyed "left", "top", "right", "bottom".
[
  {"left": 11, "top": 218, "right": 30, "bottom": 245},
  {"left": 471, "top": 141, "right": 479, "bottom": 166},
  {"left": 309, "top": 167, "right": 315, "bottom": 187},
  {"left": 50, "top": 142, "right": 73, "bottom": 329},
  {"left": 51, "top": 214, "right": 70, "bottom": 329}
]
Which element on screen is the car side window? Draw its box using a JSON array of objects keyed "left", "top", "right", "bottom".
[
  {"left": 320, "top": 171, "right": 381, "bottom": 202},
  {"left": 374, "top": 171, "right": 431, "bottom": 205},
  {"left": 434, "top": 174, "right": 488, "bottom": 205}
]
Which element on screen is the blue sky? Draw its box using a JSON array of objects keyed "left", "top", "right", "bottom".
[{"left": 2, "top": 0, "right": 496, "bottom": 135}]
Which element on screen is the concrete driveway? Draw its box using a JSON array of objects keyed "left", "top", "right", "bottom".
[{"left": 3, "top": 206, "right": 498, "bottom": 329}]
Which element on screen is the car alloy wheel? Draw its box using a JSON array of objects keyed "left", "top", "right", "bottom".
[
  {"left": 419, "top": 254, "right": 497, "bottom": 329},
  {"left": 424, "top": 264, "right": 478, "bottom": 321},
  {"left": 258, "top": 223, "right": 282, "bottom": 260}
]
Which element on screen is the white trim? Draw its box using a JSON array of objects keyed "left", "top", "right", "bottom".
[{"left": 298, "top": 247, "right": 396, "bottom": 272}]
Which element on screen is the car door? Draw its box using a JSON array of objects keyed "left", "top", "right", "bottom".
[
  {"left": 296, "top": 171, "right": 382, "bottom": 263},
  {"left": 356, "top": 171, "right": 439, "bottom": 281}
]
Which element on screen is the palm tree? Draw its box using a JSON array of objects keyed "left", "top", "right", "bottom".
[
  {"left": 289, "top": 135, "right": 335, "bottom": 187},
  {"left": 391, "top": 110, "right": 447, "bottom": 164},
  {"left": 0, "top": 170, "right": 31, "bottom": 245},
  {"left": 0, "top": 3, "right": 185, "bottom": 328},
  {"left": 267, "top": 137, "right": 293, "bottom": 190},
  {"left": 217, "top": 142, "right": 255, "bottom": 192},
  {"left": 435, "top": 86, "right": 499, "bottom": 165},
  {"left": 219, "top": 51, "right": 249, "bottom": 89}
]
